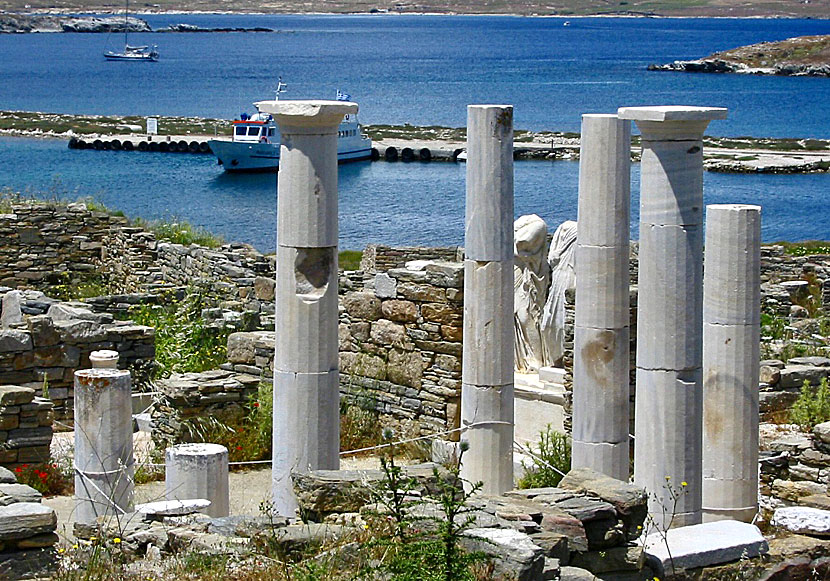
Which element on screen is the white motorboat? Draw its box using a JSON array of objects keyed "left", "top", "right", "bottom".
[{"left": 209, "top": 83, "right": 372, "bottom": 172}]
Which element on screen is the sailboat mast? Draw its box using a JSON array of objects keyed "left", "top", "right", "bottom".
[{"left": 124, "top": 0, "right": 129, "bottom": 47}]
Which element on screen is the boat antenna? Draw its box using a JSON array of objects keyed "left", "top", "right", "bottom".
[{"left": 275, "top": 77, "right": 287, "bottom": 100}]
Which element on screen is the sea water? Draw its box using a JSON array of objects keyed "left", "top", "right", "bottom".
[
  {"left": 0, "top": 16, "right": 828, "bottom": 250},
  {"left": 0, "top": 136, "right": 826, "bottom": 250}
]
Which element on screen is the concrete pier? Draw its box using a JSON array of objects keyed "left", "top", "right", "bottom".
[
  {"left": 619, "top": 105, "right": 727, "bottom": 528},
  {"left": 166, "top": 443, "right": 230, "bottom": 518},
  {"left": 460, "top": 105, "right": 515, "bottom": 494},
  {"left": 702, "top": 204, "right": 761, "bottom": 523},
  {"left": 259, "top": 100, "right": 356, "bottom": 516},
  {"left": 73, "top": 368, "right": 134, "bottom": 524},
  {"left": 572, "top": 114, "right": 631, "bottom": 481}
]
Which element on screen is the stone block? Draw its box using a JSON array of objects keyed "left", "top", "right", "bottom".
[
  {"left": 577, "top": 114, "right": 631, "bottom": 248},
  {"left": 53, "top": 319, "right": 107, "bottom": 344},
  {"left": 0, "top": 483, "right": 42, "bottom": 505},
  {"left": 226, "top": 332, "right": 257, "bottom": 364},
  {"left": 0, "top": 330, "right": 32, "bottom": 353},
  {"left": 370, "top": 319, "right": 410, "bottom": 348},
  {"left": 0, "top": 386, "right": 35, "bottom": 406},
  {"left": 0, "top": 467, "right": 15, "bottom": 484},
  {"left": 570, "top": 545, "right": 644, "bottom": 573},
  {"left": 642, "top": 520, "right": 767, "bottom": 572},
  {"left": 462, "top": 528, "right": 544, "bottom": 581},
  {"left": 374, "top": 273, "right": 397, "bottom": 299},
  {"left": 636, "top": 223, "right": 702, "bottom": 371},
  {"left": 779, "top": 365, "right": 830, "bottom": 389},
  {"left": 773, "top": 506, "right": 830, "bottom": 536},
  {"left": 1, "top": 291, "right": 23, "bottom": 328},
  {"left": 0, "top": 502, "right": 57, "bottom": 540},
  {"left": 253, "top": 276, "right": 275, "bottom": 301},
  {"left": 342, "top": 292, "right": 382, "bottom": 321},
  {"left": 463, "top": 260, "right": 513, "bottom": 386},
  {"left": 465, "top": 105, "right": 514, "bottom": 263},
  {"left": 573, "top": 325, "right": 630, "bottom": 444},
  {"left": 575, "top": 244, "right": 630, "bottom": 330},
  {"left": 387, "top": 349, "right": 424, "bottom": 388},
  {"left": 380, "top": 299, "right": 417, "bottom": 323},
  {"left": 703, "top": 204, "right": 761, "bottom": 326}
]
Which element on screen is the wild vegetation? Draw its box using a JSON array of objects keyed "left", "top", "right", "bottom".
[
  {"left": 790, "top": 377, "right": 830, "bottom": 432},
  {"left": 517, "top": 425, "right": 572, "bottom": 489}
]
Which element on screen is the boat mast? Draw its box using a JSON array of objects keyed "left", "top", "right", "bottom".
[{"left": 124, "top": 0, "right": 129, "bottom": 47}]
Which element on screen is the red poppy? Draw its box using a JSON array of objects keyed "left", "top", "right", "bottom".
[{"left": 236, "top": 446, "right": 242, "bottom": 451}]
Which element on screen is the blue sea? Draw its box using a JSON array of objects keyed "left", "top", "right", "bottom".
[{"left": 0, "top": 15, "right": 829, "bottom": 250}]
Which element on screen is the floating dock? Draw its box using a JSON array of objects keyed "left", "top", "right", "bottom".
[{"left": 66, "top": 134, "right": 580, "bottom": 162}]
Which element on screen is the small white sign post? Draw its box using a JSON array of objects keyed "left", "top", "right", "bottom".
[{"left": 146, "top": 117, "right": 158, "bottom": 135}]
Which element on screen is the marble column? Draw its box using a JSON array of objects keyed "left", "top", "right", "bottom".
[
  {"left": 74, "top": 368, "right": 134, "bottom": 524},
  {"left": 460, "top": 105, "right": 515, "bottom": 494},
  {"left": 257, "top": 100, "right": 356, "bottom": 517},
  {"left": 90, "top": 349, "right": 119, "bottom": 369},
  {"left": 166, "top": 443, "right": 230, "bottom": 518},
  {"left": 572, "top": 114, "right": 631, "bottom": 481},
  {"left": 618, "top": 106, "right": 727, "bottom": 528},
  {"left": 702, "top": 204, "right": 761, "bottom": 523}
]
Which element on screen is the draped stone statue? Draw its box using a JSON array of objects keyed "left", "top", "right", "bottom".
[
  {"left": 513, "top": 215, "right": 552, "bottom": 373},
  {"left": 541, "top": 220, "right": 578, "bottom": 366}
]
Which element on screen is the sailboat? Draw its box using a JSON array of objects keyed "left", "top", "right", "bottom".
[{"left": 104, "top": 0, "right": 158, "bottom": 62}]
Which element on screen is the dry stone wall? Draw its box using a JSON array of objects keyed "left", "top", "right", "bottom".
[
  {"left": 0, "top": 289, "right": 154, "bottom": 424},
  {"left": 0, "top": 386, "right": 53, "bottom": 468}
]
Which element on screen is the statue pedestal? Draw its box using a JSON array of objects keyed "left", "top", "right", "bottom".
[{"left": 514, "top": 367, "right": 567, "bottom": 448}]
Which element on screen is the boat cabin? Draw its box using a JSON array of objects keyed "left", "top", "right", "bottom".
[{"left": 232, "top": 113, "right": 278, "bottom": 144}]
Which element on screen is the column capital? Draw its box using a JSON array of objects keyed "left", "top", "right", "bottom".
[
  {"left": 618, "top": 106, "right": 727, "bottom": 140},
  {"left": 256, "top": 100, "right": 357, "bottom": 131}
]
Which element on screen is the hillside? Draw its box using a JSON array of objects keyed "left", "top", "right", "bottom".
[
  {"left": 0, "top": 0, "right": 829, "bottom": 17},
  {"left": 650, "top": 35, "right": 830, "bottom": 77}
]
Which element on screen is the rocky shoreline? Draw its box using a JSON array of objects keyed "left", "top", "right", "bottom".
[
  {"left": 649, "top": 58, "right": 830, "bottom": 78},
  {"left": 649, "top": 35, "right": 830, "bottom": 78},
  {"left": 0, "top": 12, "right": 275, "bottom": 33}
]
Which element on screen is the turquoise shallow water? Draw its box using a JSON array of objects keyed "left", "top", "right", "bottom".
[{"left": 0, "top": 136, "right": 826, "bottom": 251}]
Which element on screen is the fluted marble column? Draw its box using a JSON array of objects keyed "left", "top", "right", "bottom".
[
  {"left": 702, "top": 204, "right": 761, "bottom": 523},
  {"left": 258, "top": 100, "right": 356, "bottom": 516},
  {"left": 619, "top": 105, "right": 727, "bottom": 528},
  {"left": 572, "top": 114, "right": 631, "bottom": 481},
  {"left": 74, "top": 368, "right": 134, "bottom": 524},
  {"left": 460, "top": 105, "right": 515, "bottom": 494}
]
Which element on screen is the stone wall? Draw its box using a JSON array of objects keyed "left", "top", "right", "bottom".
[
  {"left": 0, "top": 290, "right": 154, "bottom": 424},
  {"left": 0, "top": 386, "right": 53, "bottom": 468},
  {"left": 0, "top": 202, "right": 124, "bottom": 291},
  {"left": 0, "top": 464, "right": 59, "bottom": 579},
  {"left": 359, "top": 244, "right": 463, "bottom": 275}
]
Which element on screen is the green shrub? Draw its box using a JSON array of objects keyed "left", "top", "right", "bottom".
[
  {"left": 790, "top": 377, "right": 830, "bottom": 431},
  {"left": 128, "top": 292, "right": 230, "bottom": 377},
  {"left": 339, "top": 250, "right": 363, "bottom": 271},
  {"left": 132, "top": 217, "right": 223, "bottom": 248},
  {"left": 181, "top": 382, "right": 273, "bottom": 463},
  {"left": 518, "top": 426, "right": 572, "bottom": 488}
]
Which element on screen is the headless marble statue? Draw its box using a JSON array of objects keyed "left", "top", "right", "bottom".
[
  {"left": 513, "top": 215, "right": 552, "bottom": 373},
  {"left": 541, "top": 220, "right": 577, "bottom": 366}
]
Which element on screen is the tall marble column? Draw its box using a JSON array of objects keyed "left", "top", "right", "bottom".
[
  {"left": 702, "top": 204, "right": 761, "bottom": 523},
  {"left": 74, "top": 368, "right": 134, "bottom": 524},
  {"left": 258, "top": 100, "right": 356, "bottom": 516},
  {"left": 618, "top": 106, "right": 727, "bottom": 528},
  {"left": 572, "top": 114, "right": 631, "bottom": 481},
  {"left": 460, "top": 105, "right": 515, "bottom": 494}
]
